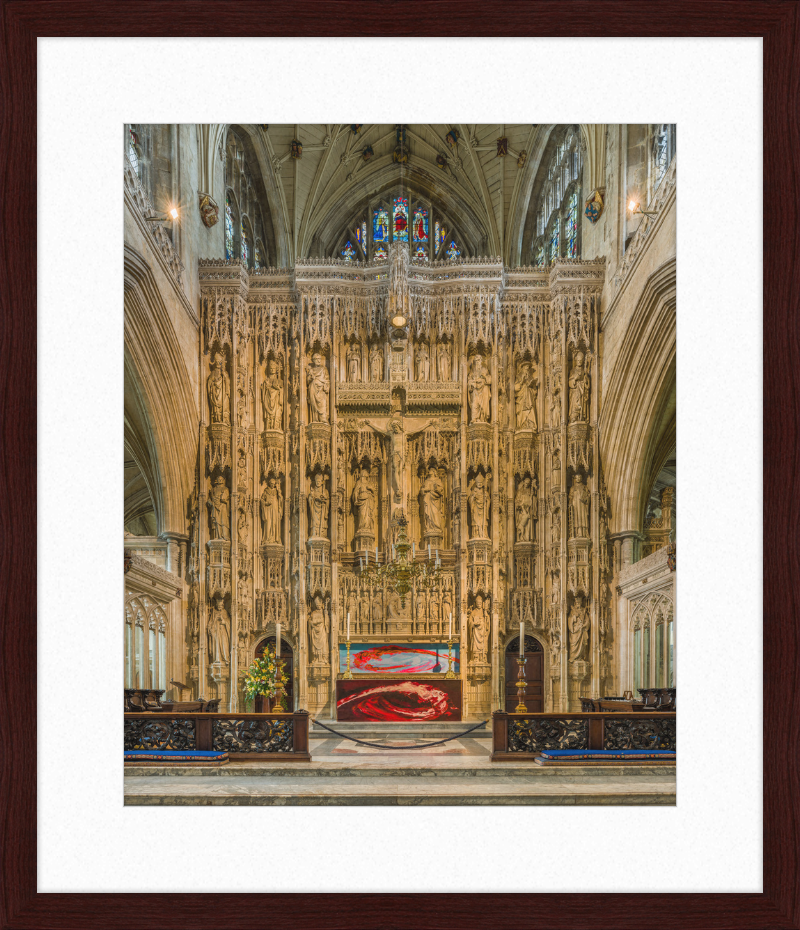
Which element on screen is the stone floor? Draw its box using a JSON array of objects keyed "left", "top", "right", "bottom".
[{"left": 124, "top": 737, "right": 676, "bottom": 805}]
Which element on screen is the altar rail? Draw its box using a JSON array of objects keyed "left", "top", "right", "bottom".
[
  {"left": 491, "top": 711, "right": 676, "bottom": 761},
  {"left": 124, "top": 711, "right": 311, "bottom": 761}
]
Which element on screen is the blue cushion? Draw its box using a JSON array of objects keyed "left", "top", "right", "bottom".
[{"left": 539, "top": 749, "right": 674, "bottom": 759}]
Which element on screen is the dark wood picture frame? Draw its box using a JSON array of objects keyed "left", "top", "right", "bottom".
[{"left": 0, "top": 3, "right": 795, "bottom": 927}]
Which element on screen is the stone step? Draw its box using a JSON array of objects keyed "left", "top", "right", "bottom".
[
  {"left": 124, "top": 759, "right": 676, "bottom": 779},
  {"left": 310, "top": 718, "right": 491, "bottom": 740},
  {"left": 124, "top": 773, "right": 676, "bottom": 806}
]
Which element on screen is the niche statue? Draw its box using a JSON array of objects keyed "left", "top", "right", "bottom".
[
  {"left": 307, "top": 472, "right": 330, "bottom": 538},
  {"left": 207, "top": 352, "right": 230, "bottom": 425},
  {"left": 306, "top": 353, "right": 330, "bottom": 423}
]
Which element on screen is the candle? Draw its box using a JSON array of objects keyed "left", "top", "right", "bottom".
[
  {"left": 519, "top": 621, "right": 524, "bottom": 657},
  {"left": 428, "top": 543, "right": 431, "bottom": 559},
  {"left": 347, "top": 612, "right": 350, "bottom": 641},
  {"left": 276, "top": 622, "right": 281, "bottom": 658},
  {"left": 412, "top": 542, "right": 415, "bottom": 558},
  {"left": 375, "top": 546, "right": 378, "bottom": 562},
  {"left": 449, "top": 611, "right": 452, "bottom": 640},
  {"left": 365, "top": 550, "right": 368, "bottom": 566}
]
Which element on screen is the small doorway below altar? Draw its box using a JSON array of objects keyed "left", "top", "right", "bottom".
[
  {"left": 254, "top": 637, "right": 294, "bottom": 712},
  {"left": 504, "top": 636, "right": 544, "bottom": 712}
]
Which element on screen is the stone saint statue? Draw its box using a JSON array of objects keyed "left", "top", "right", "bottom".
[
  {"left": 369, "top": 344, "right": 384, "bottom": 382},
  {"left": 441, "top": 591, "right": 453, "bottom": 629},
  {"left": 207, "top": 476, "right": 230, "bottom": 540},
  {"left": 515, "top": 476, "right": 534, "bottom": 542},
  {"left": 437, "top": 340, "right": 451, "bottom": 382},
  {"left": 387, "top": 590, "right": 403, "bottom": 621},
  {"left": 307, "top": 472, "right": 330, "bottom": 538},
  {"left": 468, "top": 356, "right": 491, "bottom": 422},
  {"left": 467, "top": 474, "right": 490, "bottom": 539},
  {"left": 568, "top": 595, "right": 590, "bottom": 662},
  {"left": 351, "top": 466, "right": 376, "bottom": 535},
  {"left": 469, "top": 595, "right": 489, "bottom": 663},
  {"left": 207, "top": 353, "right": 230, "bottom": 424},
  {"left": 549, "top": 383, "right": 561, "bottom": 428},
  {"left": 514, "top": 361, "right": 538, "bottom": 430},
  {"left": 569, "top": 474, "right": 590, "bottom": 538},
  {"left": 419, "top": 468, "right": 445, "bottom": 538},
  {"left": 347, "top": 342, "right": 361, "bottom": 383},
  {"left": 261, "top": 359, "right": 283, "bottom": 430},
  {"left": 207, "top": 595, "right": 231, "bottom": 664},
  {"left": 568, "top": 351, "right": 590, "bottom": 422},
  {"left": 415, "top": 342, "right": 430, "bottom": 382},
  {"left": 237, "top": 505, "right": 249, "bottom": 545},
  {"left": 306, "top": 353, "right": 330, "bottom": 423},
  {"left": 260, "top": 477, "right": 283, "bottom": 544},
  {"left": 308, "top": 595, "right": 329, "bottom": 663}
]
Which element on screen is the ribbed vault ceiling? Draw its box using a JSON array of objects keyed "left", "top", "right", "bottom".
[{"left": 243, "top": 123, "right": 545, "bottom": 265}]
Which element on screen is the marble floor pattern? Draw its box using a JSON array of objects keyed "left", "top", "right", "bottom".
[{"left": 124, "top": 737, "right": 676, "bottom": 805}]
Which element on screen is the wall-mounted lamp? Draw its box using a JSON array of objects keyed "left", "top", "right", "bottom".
[
  {"left": 628, "top": 199, "right": 658, "bottom": 218},
  {"left": 145, "top": 207, "right": 179, "bottom": 224}
]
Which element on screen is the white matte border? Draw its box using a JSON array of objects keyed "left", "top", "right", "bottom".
[{"left": 38, "top": 37, "right": 762, "bottom": 893}]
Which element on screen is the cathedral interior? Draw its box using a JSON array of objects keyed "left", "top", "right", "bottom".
[{"left": 123, "top": 122, "right": 676, "bottom": 722}]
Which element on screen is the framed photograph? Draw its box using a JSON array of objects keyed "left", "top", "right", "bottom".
[{"left": 3, "top": 4, "right": 795, "bottom": 928}]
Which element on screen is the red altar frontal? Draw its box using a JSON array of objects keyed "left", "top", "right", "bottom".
[{"left": 335, "top": 679, "right": 463, "bottom": 722}]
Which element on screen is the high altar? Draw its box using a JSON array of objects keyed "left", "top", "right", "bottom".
[{"left": 189, "top": 243, "right": 609, "bottom": 717}]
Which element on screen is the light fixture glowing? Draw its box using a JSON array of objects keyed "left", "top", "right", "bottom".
[
  {"left": 628, "top": 199, "right": 638, "bottom": 212},
  {"left": 628, "top": 199, "right": 658, "bottom": 218},
  {"left": 169, "top": 207, "right": 179, "bottom": 220},
  {"left": 392, "top": 315, "right": 407, "bottom": 328}
]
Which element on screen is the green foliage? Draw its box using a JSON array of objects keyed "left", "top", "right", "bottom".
[{"left": 242, "top": 645, "right": 289, "bottom": 706}]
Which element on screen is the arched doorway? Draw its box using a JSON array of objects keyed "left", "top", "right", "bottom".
[
  {"left": 504, "top": 635, "right": 544, "bottom": 712},
  {"left": 254, "top": 637, "right": 294, "bottom": 712}
]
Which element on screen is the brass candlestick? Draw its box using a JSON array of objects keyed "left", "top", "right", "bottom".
[
  {"left": 445, "top": 637, "right": 456, "bottom": 679},
  {"left": 343, "top": 640, "right": 354, "bottom": 679},
  {"left": 271, "top": 657, "right": 286, "bottom": 713},
  {"left": 515, "top": 655, "right": 528, "bottom": 713}
]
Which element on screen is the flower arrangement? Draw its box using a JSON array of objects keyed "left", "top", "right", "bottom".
[{"left": 242, "top": 645, "right": 288, "bottom": 707}]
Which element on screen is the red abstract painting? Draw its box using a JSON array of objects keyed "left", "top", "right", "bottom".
[{"left": 335, "top": 679, "right": 462, "bottom": 722}]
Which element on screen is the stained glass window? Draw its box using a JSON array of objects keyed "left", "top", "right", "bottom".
[
  {"left": 413, "top": 244, "right": 428, "bottom": 262},
  {"left": 128, "top": 128, "right": 139, "bottom": 175},
  {"left": 225, "top": 194, "right": 234, "bottom": 260},
  {"left": 548, "top": 222, "right": 559, "bottom": 264},
  {"left": 535, "top": 243, "right": 544, "bottom": 267},
  {"left": 393, "top": 196, "right": 409, "bottom": 241},
  {"left": 412, "top": 207, "right": 429, "bottom": 242},
  {"left": 356, "top": 221, "right": 367, "bottom": 255},
  {"left": 373, "top": 208, "right": 389, "bottom": 243},
  {"left": 254, "top": 239, "right": 263, "bottom": 271},
  {"left": 241, "top": 220, "right": 250, "bottom": 267},
  {"left": 565, "top": 190, "right": 578, "bottom": 258},
  {"left": 341, "top": 241, "right": 356, "bottom": 262},
  {"left": 652, "top": 124, "right": 676, "bottom": 188},
  {"left": 445, "top": 241, "right": 460, "bottom": 260},
  {"left": 374, "top": 244, "right": 388, "bottom": 261}
]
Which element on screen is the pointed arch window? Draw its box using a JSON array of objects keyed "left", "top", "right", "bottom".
[
  {"left": 412, "top": 207, "right": 428, "bottom": 242},
  {"left": 652, "top": 124, "right": 676, "bottom": 190},
  {"left": 356, "top": 221, "right": 367, "bottom": 256},
  {"left": 531, "top": 126, "right": 582, "bottom": 264},
  {"left": 564, "top": 189, "right": 578, "bottom": 259},
  {"left": 434, "top": 220, "right": 447, "bottom": 252},
  {"left": 373, "top": 207, "right": 389, "bottom": 244},
  {"left": 341, "top": 241, "right": 356, "bottom": 262},
  {"left": 128, "top": 128, "right": 140, "bottom": 175},
  {"left": 241, "top": 219, "right": 250, "bottom": 268},
  {"left": 225, "top": 194, "right": 235, "bottom": 260},
  {"left": 393, "top": 196, "right": 409, "bottom": 241},
  {"left": 254, "top": 239, "right": 264, "bottom": 271}
]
